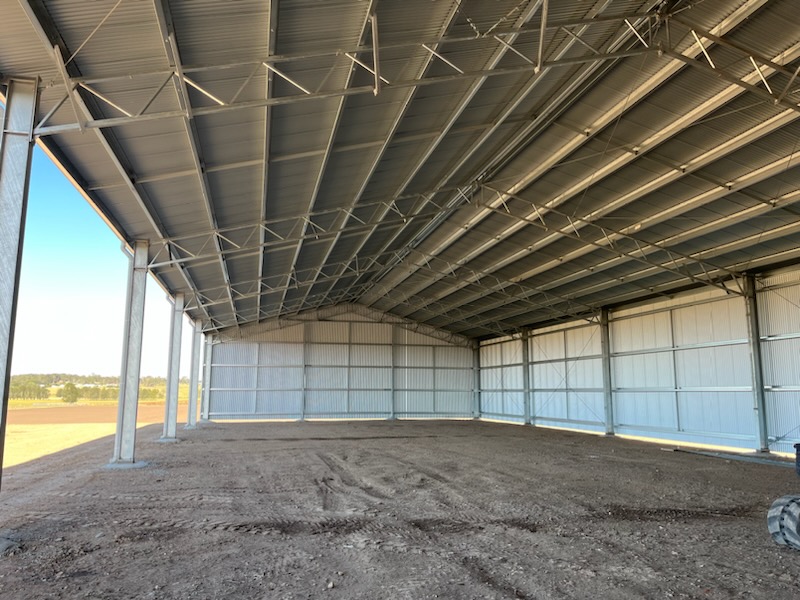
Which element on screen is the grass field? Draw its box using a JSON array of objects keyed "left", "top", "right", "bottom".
[{"left": 3, "top": 402, "right": 189, "bottom": 468}]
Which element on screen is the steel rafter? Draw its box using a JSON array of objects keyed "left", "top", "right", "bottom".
[
  {"left": 368, "top": 0, "right": 769, "bottom": 314},
  {"left": 33, "top": 46, "right": 660, "bottom": 138},
  {"left": 285, "top": 0, "right": 464, "bottom": 312},
  {"left": 256, "top": 0, "right": 279, "bottom": 325},
  {"left": 393, "top": 41, "right": 800, "bottom": 318},
  {"left": 276, "top": 0, "right": 377, "bottom": 315},
  {"left": 152, "top": 0, "right": 238, "bottom": 324},
  {"left": 19, "top": 0, "right": 213, "bottom": 325},
  {"left": 440, "top": 154, "right": 800, "bottom": 330},
  {"left": 356, "top": 0, "right": 668, "bottom": 302},
  {"left": 304, "top": 0, "right": 548, "bottom": 310}
]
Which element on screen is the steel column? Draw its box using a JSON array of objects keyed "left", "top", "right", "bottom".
[
  {"left": 162, "top": 292, "right": 184, "bottom": 440},
  {"left": 600, "top": 309, "right": 615, "bottom": 436},
  {"left": 185, "top": 320, "right": 202, "bottom": 429},
  {"left": 473, "top": 343, "right": 481, "bottom": 419},
  {"left": 200, "top": 334, "right": 212, "bottom": 420},
  {"left": 522, "top": 330, "right": 532, "bottom": 425},
  {"left": 112, "top": 240, "right": 149, "bottom": 463},
  {"left": 745, "top": 275, "right": 770, "bottom": 452},
  {"left": 0, "top": 78, "right": 38, "bottom": 484},
  {"left": 389, "top": 325, "right": 396, "bottom": 420}
]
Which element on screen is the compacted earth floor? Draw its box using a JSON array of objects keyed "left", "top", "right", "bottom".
[{"left": 1, "top": 419, "right": 799, "bottom": 599}]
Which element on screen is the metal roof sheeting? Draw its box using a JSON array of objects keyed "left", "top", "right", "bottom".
[{"left": 3, "top": 0, "right": 800, "bottom": 338}]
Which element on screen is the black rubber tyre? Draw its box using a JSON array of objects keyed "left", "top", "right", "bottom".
[
  {"left": 768, "top": 495, "right": 800, "bottom": 547},
  {"left": 782, "top": 500, "right": 800, "bottom": 549}
]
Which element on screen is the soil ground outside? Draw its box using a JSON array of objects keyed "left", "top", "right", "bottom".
[{"left": 1, "top": 419, "right": 799, "bottom": 599}]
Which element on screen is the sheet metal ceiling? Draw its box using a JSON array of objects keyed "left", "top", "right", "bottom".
[{"left": 2, "top": 0, "right": 800, "bottom": 338}]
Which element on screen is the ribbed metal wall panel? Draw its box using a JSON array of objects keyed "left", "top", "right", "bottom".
[
  {"left": 349, "top": 391, "right": 392, "bottom": 415},
  {"left": 305, "top": 391, "right": 348, "bottom": 415},
  {"left": 478, "top": 336, "right": 526, "bottom": 420},
  {"left": 255, "top": 391, "right": 303, "bottom": 417},
  {"left": 531, "top": 332, "right": 565, "bottom": 361},
  {"left": 566, "top": 326, "right": 601, "bottom": 357},
  {"left": 306, "top": 367, "right": 348, "bottom": 389},
  {"left": 395, "top": 368, "right": 434, "bottom": 390},
  {"left": 395, "top": 391, "right": 435, "bottom": 414},
  {"left": 614, "top": 391, "right": 677, "bottom": 430},
  {"left": 525, "top": 321, "right": 604, "bottom": 432},
  {"left": 437, "top": 369, "right": 474, "bottom": 391},
  {"left": 307, "top": 343, "right": 349, "bottom": 366},
  {"left": 259, "top": 343, "right": 303, "bottom": 366},
  {"left": 531, "top": 362, "right": 567, "bottom": 389},
  {"left": 434, "top": 391, "right": 473, "bottom": 415},
  {"left": 351, "top": 322, "right": 392, "bottom": 344},
  {"left": 762, "top": 338, "right": 800, "bottom": 386},
  {"left": 436, "top": 346, "right": 472, "bottom": 368},
  {"left": 209, "top": 317, "right": 472, "bottom": 420},
  {"left": 758, "top": 270, "right": 800, "bottom": 452},
  {"left": 611, "top": 312, "right": 672, "bottom": 352},
  {"left": 209, "top": 390, "right": 256, "bottom": 417},
  {"left": 674, "top": 346, "right": 750, "bottom": 388},
  {"left": 765, "top": 391, "right": 800, "bottom": 453},
  {"left": 246, "top": 324, "right": 304, "bottom": 343},
  {"left": 480, "top": 343, "right": 503, "bottom": 367},
  {"left": 306, "top": 321, "right": 349, "bottom": 343},
  {"left": 350, "top": 367, "right": 392, "bottom": 390},
  {"left": 214, "top": 342, "right": 258, "bottom": 365},
  {"left": 351, "top": 345, "right": 393, "bottom": 367},
  {"left": 533, "top": 391, "right": 567, "bottom": 421},
  {"left": 609, "top": 289, "right": 756, "bottom": 448},
  {"left": 614, "top": 352, "right": 674, "bottom": 389},
  {"left": 257, "top": 367, "right": 304, "bottom": 390},
  {"left": 394, "top": 345, "right": 434, "bottom": 367}
]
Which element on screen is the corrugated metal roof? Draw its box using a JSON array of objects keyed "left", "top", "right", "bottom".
[{"left": 4, "top": 0, "right": 800, "bottom": 337}]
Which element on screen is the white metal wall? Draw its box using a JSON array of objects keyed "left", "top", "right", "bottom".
[
  {"left": 478, "top": 282, "right": 799, "bottom": 451},
  {"left": 529, "top": 321, "right": 605, "bottom": 433},
  {"left": 610, "top": 289, "right": 756, "bottom": 448},
  {"left": 758, "top": 270, "right": 800, "bottom": 453},
  {"left": 207, "top": 312, "right": 475, "bottom": 420},
  {"left": 479, "top": 335, "right": 526, "bottom": 423}
]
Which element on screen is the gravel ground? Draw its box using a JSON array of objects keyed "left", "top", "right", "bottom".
[{"left": 1, "top": 419, "right": 799, "bottom": 599}]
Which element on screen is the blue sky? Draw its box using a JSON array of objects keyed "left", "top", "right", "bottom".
[{"left": 11, "top": 146, "right": 195, "bottom": 377}]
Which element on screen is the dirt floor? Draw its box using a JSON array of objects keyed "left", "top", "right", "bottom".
[{"left": 1, "top": 419, "right": 800, "bottom": 599}]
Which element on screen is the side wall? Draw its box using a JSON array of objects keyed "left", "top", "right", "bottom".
[
  {"left": 207, "top": 314, "right": 475, "bottom": 420},
  {"left": 480, "top": 267, "right": 800, "bottom": 452}
]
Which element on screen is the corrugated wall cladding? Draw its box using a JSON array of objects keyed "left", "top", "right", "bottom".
[
  {"left": 758, "top": 270, "right": 800, "bottom": 453},
  {"left": 530, "top": 322, "right": 605, "bottom": 433},
  {"left": 610, "top": 292, "right": 756, "bottom": 448},
  {"left": 208, "top": 316, "right": 475, "bottom": 420},
  {"left": 480, "top": 335, "right": 526, "bottom": 423},
  {"left": 476, "top": 270, "right": 800, "bottom": 452}
]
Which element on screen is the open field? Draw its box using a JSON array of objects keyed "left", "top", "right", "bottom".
[
  {"left": 3, "top": 404, "right": 188, "bottom": 468},
  {"left": 1, "top": 420, "right": 799, "bottom": 599}
]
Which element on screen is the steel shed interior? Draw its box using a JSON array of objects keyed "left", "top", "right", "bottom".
[{"left": 3, "top": 0, "right": 800, "bottom": 468}]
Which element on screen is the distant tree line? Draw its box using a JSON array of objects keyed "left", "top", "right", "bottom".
[
  {"left": 9, "top": 374, "right": 190, "bottom": 403},
  {"left": 9, "top": 381, "right": 49, "bottom": 400}
]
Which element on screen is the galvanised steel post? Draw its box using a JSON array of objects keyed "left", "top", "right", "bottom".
[
  {"left": 162, "top": 292, "right": 184, "bottom": 440},
  {"left": 600, "top": 308, "right": 615, "bottom": 436},
  {"left": 113, "top": 240, "right": 149, "bottom": 463},
  {"left": 745, "top": 275, "right": 770, "bottom": 452},
  {"left": 185, "top": 320, "right": 202, "bottom": 429},
  {"left": 521, "top": 330, "right": 531, "bottom": 425},
  {"left": 200, "top": 334, "right": 212, "bottom": 421},
  {"left": 0, "top": 78, "right": 38, "bottom": 485},
  {"left": 473, "top": 342, "right": 481, "bottom": 419}
]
